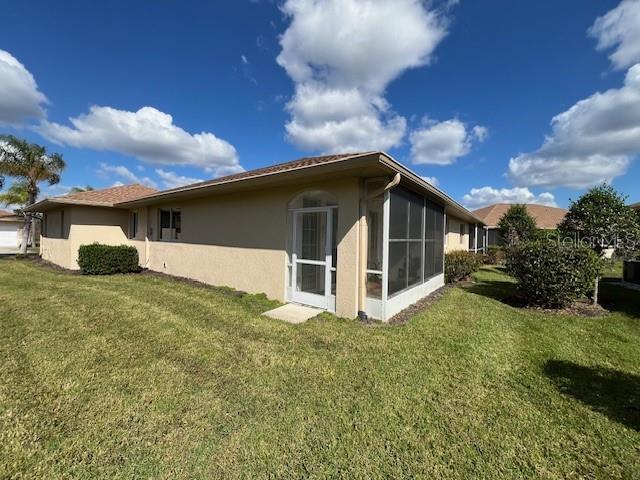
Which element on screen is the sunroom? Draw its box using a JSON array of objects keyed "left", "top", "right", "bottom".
[{"left": 363, "top": 180, "right": 446, "bottom": 321}]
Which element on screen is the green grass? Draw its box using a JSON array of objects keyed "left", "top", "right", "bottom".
[{"left": 1, "top": 258, "right": 638, "bottom": 479}]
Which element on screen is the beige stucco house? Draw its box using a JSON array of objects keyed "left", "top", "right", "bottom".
[{"left": 27, "top": 152, "right": 485, "bottom": 321}]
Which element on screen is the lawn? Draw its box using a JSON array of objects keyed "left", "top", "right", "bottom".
[{"left": 1, "top": 258, "right": 638, "bottom": 479}]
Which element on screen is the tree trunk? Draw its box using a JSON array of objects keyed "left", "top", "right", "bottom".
[
  {"left": 19, "top": 190, "right": 37, "bottom": 255},
  {"left": 19, "top": 214, "right": 30, "bottom": 255}
]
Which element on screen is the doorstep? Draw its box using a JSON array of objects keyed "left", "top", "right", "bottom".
[{"left": 262, "top": 303, "right": 324, "bottom": 324}]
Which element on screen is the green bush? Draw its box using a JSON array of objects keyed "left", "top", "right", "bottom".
[
  {"left": 484, "top": 246, "right": 506, "bottom": 265},
  {"left": 506, "top": 241, "right": 601, "bottom": 308},
  {"left": 78, "top": 244, "right": 141, "bottom": 275},
  {"left": 445, "top": 251, "right": 483, "bottom": 283}
]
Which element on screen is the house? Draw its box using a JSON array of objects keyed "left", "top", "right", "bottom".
[
  {"left": 473, "top": 203, "right": 568, "bottom": 247},
  {"left": 631, "top": 202, "right": 640, "bottom": 211},
  {"left": 0, "top": 210, "right": 24, "bottom": 248},
  {"left": 26, "top": 152, "right": 485, "bottom": 321}
]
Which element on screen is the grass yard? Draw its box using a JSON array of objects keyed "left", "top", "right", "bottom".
[{"left": 1, "top": 258, "right": 639, "bottom": 479}]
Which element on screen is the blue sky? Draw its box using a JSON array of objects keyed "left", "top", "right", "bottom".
[{"left": 1, "top": 0, "right": 639, "bottom": 209}]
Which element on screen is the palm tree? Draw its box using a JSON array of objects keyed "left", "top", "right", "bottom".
[
  {"left": 0, "top": 180, "right": 29, "bottom": 208},
  {"left": 0, "top": 135, "right": 65, "bottom": 254}
]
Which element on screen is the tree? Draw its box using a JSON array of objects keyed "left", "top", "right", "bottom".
[
  {"left": 558, "top": 184, "right": 640, "bottom": 303},
  {"left": 0, "top": 180, "right": 29, "bottom": 208},
  {"left": 0, "top": 135, "right": 65, "bottom": 254},
  {"left": 70, "top": 185, "right": 94, "bottom": 193},
  {"left": 497, "top": 204, "right": 537, "bottom": 246}
]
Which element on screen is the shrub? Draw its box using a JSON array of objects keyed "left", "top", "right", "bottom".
[
  {"left": 484, "top": 246, "right": 506, "bottom": 265},
  {"left": 506, "top": 241, "right": 601, "bottom": 308},
  {"left": 445, "top": 251, "right": 483, "bottom": 283},
  {"left": 78, "top": 244, "right": 141, "bottom": 275}
]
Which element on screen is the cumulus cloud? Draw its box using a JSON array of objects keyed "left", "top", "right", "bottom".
[
  {"left": 420, "top": 176, "right": 439, "bottom": 187},
  {"left": 462, "top": 186, "right": 557, "bottom": 210},
  {"left": 37, "top": 106, "right": 243, "bottom": 176},
  {"left": 589, "top": 0, "right": 640, "bottom": 70},
  {"left": 508, "top": 64, "right": 640, "bottom": 187},
  {"left": 410, "top": 118, "right": 487, "bottom": 165},
  {"left": 155, "top": 169, "right": 203, "bottom": 189},
  {"left": 97, "top": 163, "right": 157, "bottom": 188},
  {"left": 0, "top": 49, "right": 48, "bottom": 126},
  {"left": 276, "top": 0, "right": 448, "bottom": 152}
]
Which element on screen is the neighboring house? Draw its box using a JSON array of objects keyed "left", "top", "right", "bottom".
[
  {"left": 631, "top": 202, "right": 640, "bottom": 211},
  {"left": 26, "top": 152, "right": 485, "bottom": 321},
  {"left": 0, "top": 210, "right": 23, "bottom": 248},
  {"left": 473, "top": 203, "right": 568, "bottom": 247}
]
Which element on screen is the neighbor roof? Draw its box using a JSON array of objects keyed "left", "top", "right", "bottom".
[
  {"left": 631, "top": 202, "right": 640, "bottom": 210},
  {"left": 0, "top": 209, "right": 23, "bottom": 223},
  {"left": 473, "top": 203, "right": 567, "bottom": 229},
  {"left": 24, "top": 184, "right": 158, "bottom": 211}
]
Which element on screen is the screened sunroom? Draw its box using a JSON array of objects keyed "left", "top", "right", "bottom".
[{"left": 364, "top": 181, "right": 445, "bottom": 320}]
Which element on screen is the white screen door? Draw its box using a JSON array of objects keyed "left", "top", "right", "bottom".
[{"left": 291, "top": 208, "right": 336, "bottom": 311}]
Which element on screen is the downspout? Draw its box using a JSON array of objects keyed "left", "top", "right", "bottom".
[{"left": 358, "top": 173, "right": 401, "bottom": 321}]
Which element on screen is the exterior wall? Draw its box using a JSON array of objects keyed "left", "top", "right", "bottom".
[
  {"left": 41, "top": 206, "right": 129, "bottom": 269},
  {"left": 445, "top": 214, "right": 471, "bottom": 252},
  {"left": 39, "top": 177, "right": 362, "bottom": 319}
]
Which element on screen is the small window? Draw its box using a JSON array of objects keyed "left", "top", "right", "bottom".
[
  {"left": 159, "top": 208, "right": 181, "bottom": 241},
  {"left": 459, "top": 223, "right": 465, "bottom": 244},
  {"left": 129, "top": 212, "right": 138, "bottom": 239}
]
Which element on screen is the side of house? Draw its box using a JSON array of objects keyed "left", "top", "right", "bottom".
[{"left": 28, "top": 152, "right": 485, "bottom": 321}]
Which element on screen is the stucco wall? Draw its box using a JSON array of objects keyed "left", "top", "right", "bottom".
[
  {"left": 39, "top": 177, "right": 362, "bottom": 318},
  {"left": 445, "top": 215, "right": 472, "bottom": 252}
]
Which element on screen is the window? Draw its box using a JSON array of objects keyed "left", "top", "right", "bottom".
[
  {"left": 388, "top": 187, "right": 423, "bottom": 297},
  {"left": 469, "top": 224, "right": 475, "bottom": 250},
  {"left": 289, "top": 190, "right": 337, "bottom": 209},
  {"left": 459, "top": 223, "right": 465, "bottom": 244},
  {"left": 129, "top": 212, "right": 138, "bottom": 239},
  {"left": 424, "top": 201, "right": 444, "bottom": 279},
  {"left": 366, "top": 180, "right": 385, "bottom": 299},
  {"left": 159, "top": 208, "right": 181, "bottom": 241}
]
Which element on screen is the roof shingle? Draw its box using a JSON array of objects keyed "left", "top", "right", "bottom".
[
  {"left": 58, "top": 184, "right": 158, "bottom": 205},
  {"left": 473, "top": 203, "right": 567, "bottom": 229}
]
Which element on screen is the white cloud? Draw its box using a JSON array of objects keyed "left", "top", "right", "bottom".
[
  {"left": 589, "top": 0, "right": 640, "bottom": 70},
  {"left": 276, "top": 0, "right": 448, "bottom": 152},
  {"left": 0, "top": 50, "right": 47, "bottom": 126},
  {"left": 410, "top": 119, "right": 487, "bottom": 165},
  {"left": 420, "top": 175, "right": 439, "bottom": 187},
  {"left": 155, "top": 169, "right": 203, "bottom": 189},
  {"left": 97, "top": 163, "right": 157, "bottom": 189},
  {"left": 509, "top": 64, "right": 640, "bottom": 188},
  {"left": 37, "top": 105, "right": 243, "bottom": 176},
  {"left": 462, "top": 186, "right": 557, "bottom": 210}
]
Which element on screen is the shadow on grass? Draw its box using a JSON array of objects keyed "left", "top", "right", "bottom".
[
  {"left": 544, "top": 360, "right": 640, "bottom": 431},
  {"left": 598, "top": 280, "right": 640, "bottom": 318},
  {"left": 463, "top": 279, "right": 524, "bottom": 308}
]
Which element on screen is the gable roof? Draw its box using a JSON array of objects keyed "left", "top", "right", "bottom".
[
  {"left": 24, "top": 184, "right": 158, "bottom": 211},
  {"left": 473, "top": 203, "right": 568, "bottom": 229},
  {"left": 631, "top": 202, "right": 640, "bottom": 210}
]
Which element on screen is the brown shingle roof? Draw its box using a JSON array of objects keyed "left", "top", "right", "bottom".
[
  {"left": 631, "top": 202, "right": 640, "bottom": 210},
  {"left": 59, "top": 184, "right": 158, "bottom": 205},
  {"left": 0, "top": 209, "right": 13, "bottom": 218},
  {"left": 473, "top": 203, "right": 567, "bottom": 229},
  {"left": 151, "top": 152, "right": 375, "bottom": 197}
]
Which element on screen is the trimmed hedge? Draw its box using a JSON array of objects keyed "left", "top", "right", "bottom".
[
  {"left": 445, "top": 251, "right": 483, "bottom": 283},
  {"left": 506, "top": 241, "right": 601, "bottom": 308},
  {"left": 78, "top": 244, "right": 141, "bottom": 275}
]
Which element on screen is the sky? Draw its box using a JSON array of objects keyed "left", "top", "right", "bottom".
[{"left": 1, "top": 0, "right": 639, "bottom": 210}]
